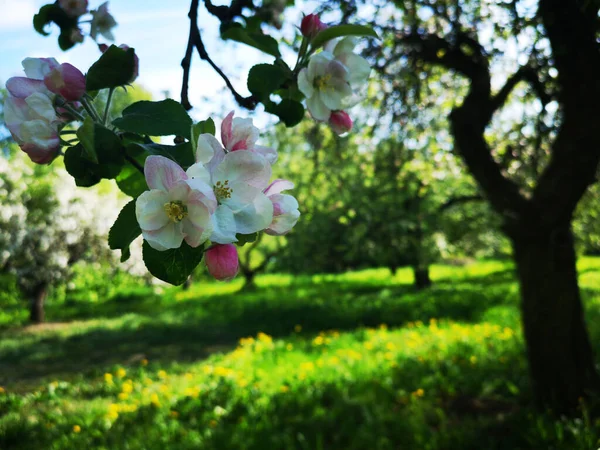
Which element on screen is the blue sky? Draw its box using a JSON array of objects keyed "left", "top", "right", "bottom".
[{"left": 0, "top": 0, "right": 317, "bottom": 123}]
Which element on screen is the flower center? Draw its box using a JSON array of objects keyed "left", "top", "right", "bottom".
[
  {"left": 314, "top": 74, "right": 332, "bottom": 90},
  {"left": 214, "top": 180, "right": 233, "bottom": 201},
  {"left": 163, "top": 201, "right": 188, "bottom": 223}
]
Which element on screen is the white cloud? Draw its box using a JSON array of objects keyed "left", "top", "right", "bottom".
[{"left": 0, "top": 0, "right": 38, "bottom": 31}]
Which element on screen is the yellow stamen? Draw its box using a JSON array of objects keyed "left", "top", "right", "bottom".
[
  {"left": 314, "top": 74, "right": 332, "bottom": 90},
  {"left": 214, "top": 180, "right": 233, "bottom": 200},
  {"left": 163, "top": 201, "right": 188, "bottom": 223}
]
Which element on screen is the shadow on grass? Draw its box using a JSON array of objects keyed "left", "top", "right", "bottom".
[{"left": 0, "top": 271, "right": 522, "bottom": 386}]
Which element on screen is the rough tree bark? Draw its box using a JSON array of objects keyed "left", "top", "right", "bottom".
[
  {"left": 511, "top": 223, "right": 598, "bottom": 410},
  {"left": 29, "top": 282, "right": 48, "bottom": 324},
  {"left": 396, "top": 0, "right": 600, "bottom": 411}
]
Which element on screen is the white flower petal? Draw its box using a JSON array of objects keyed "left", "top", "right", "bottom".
[
  {"left": 196, "top": 134, "right": 221, "bottom": 164},
  {"left": 143, "top": 222, "right": 184, "bottom": 250},
  {"left": 298, "top": 69, "right": 314, "bottom": 98},
  {"left": 233, "top": 192, "right": 274, "bottom": 234},
  {"left": 210, "top": 205, "right": 238, "bottom": 244},
  {"left": 307, "top": 94, "right": 331, "bottom": 121},
  {"left": 144, "top": 155, "right": 187, "bottom": 192},
  {"left": 213, "top": 150, "right": 271, "bottom": 190},
  {"left": 186, "top": 163, "right": 211, "bottom": 184},
  {"left": 136, "top": 190, "right": 170, "bottom": 231}
]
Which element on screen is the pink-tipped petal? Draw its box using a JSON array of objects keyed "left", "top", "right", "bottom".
[
  {"left": 221, "top": 111, "right": 235, "bottom": 149},
  {"left": 329, "top": 110, "right": 353, "bottom": 135},
  {"left": 44, "top": 63, "right": 86, "bottom": 101},
  {"left": 144, "top": 155, "right": 188, "bottom": 192},
  {"left": 205, "top": 244, "right": 239, "bottom": 281},
  {"left": 6, "top": 77, "right": 47, "bottom": 99},
  {"left": 264, "top": 179, "right": 294, "bottom": 196}
]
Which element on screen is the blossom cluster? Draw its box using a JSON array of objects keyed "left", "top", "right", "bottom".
[
  {"left": 298, "top": 15, "right": 371, "bottom": 135},
  {"left": 135, "top": 112, "right": 300, "bottom": 280},
  {"left": 58, "top": 0, "right": 118, "bottom": 46},
  {"left": 4, "top": 58, "right": 86, "bottom": 163}
]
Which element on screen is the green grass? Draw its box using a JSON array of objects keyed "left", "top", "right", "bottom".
[{"left": 2, "top": 259, "right": 600, "bottom": 449}]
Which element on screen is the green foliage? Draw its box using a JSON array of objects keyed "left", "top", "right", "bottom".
[
  {"left": 108, "top": 200, "right": 141, "bottom": 262},
  {"left": 191, "top": 119, "right": 216, "bottom": 153},
  {"left": 247, "top": 64, "right": 287, "bottom": 101},
  {"left": 310, "top": 24, "right": 379, "bottom": 50},
  {"left": 221, "top": 24, "right": 281, "bottom": 57},
  {"left": 64, "top": 125, "right": 124, "bottom": 186},
  {"left": 142, "top": 241, "right": 205, "bottom": 285},
  {"left": 33, "top": 4, "right": 78, "bottom": 49},
  {"left": 113, "top": 100, "right": 193, "bottom": 139},
  {"left": 86, "top": 46, "right": 137, "bottom": 91},
  {"left": 3, "top": 260, "right": 600, "bottom": 449}
]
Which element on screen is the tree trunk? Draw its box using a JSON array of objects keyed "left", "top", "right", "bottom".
[
  {"left": 29, "top": 282, "right": 48, "bottom": 324},
  {"left": 511, "top": 224, "right": 598, "bottom": 412},
  {"left": 413, "top": 265, "right": 431, "bottom": 290},
  {"left": 242, "top": 271, "right": 257, "bottom": 291}
]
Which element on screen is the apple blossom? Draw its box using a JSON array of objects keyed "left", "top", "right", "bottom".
[
  {"left": 22, "top": 57, "right": 59, "bottom": 80},
  {"left": 70, "top": 27, "right": 85, "bottom": 44},
  {"left": 90, "top": 2, "right": 117, "bottom": 41},
  {"left": 59, "top": 0, "right": 88, "bottom": 17},
  {"left": 301, "top": 14, "right": 327, "bottom": 39},
  {"left": 221, "top": 111, "right": 277, "bottom": 164},
  {"left": 136, "top": 156, "right": 217, "bottom": 251},
  {"left": 298, "top": 52, "right": 352, "bottom": 121},
  {"left": 263, "top": 179, "right": 300, "bottom": 236},
  {"left": 329, "top": 110, "right": 353, "bottom": 135},
  {"left": 187, "top": 133, "right": 274, "bottom": 244},
  {"left": 44, "top": 63, "right": 86, "bottom": 101},
  {"left": 205, "top": 244, "right": 239, "bottom": 281},
  {"left": 4, "top": 77, "right": 59, "bottom": 164},
  {"left": 327, "top": 37, "right": 371, "bottom": 88}
]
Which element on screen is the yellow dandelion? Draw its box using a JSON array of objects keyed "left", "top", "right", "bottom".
[
  {"left": 150, "top": 393, "right": 160, "bottom": 407},
  {"left": 364, "top": 342, "right": 374, "bottom": 350},
  {"left": 115, "top": 368, "right": 126, "bottom": 379},
  {"left": 412, "top": 388, "right": 425, "bottom": 398},
  {"left": 203, "top": 366, "right": 213, "bottom": 375},
  {"left": 300, "top": 362, "right": 315, "bottom": 371},
  {"left": 121, "top": 382, "right": 133, "bottom": 394},
  {"left": 312, "top": 336, "right": 324, "bottom": 346},
  {"left": 184, "top": 373, "right": 193, "bottom": 381},
  {"left": 157, "top": 370, "right": 167, "bottom": 379},
  {"left": 470, "top": 356, "right": 477, "bottom": 365},
  {"left": 286, "top": 343, "right": 294, "bottom": 351},
  {"left": 257, "top": 332, "right": 273, "bottom": 343},
  {"left": 118, "top": 393, "right": 129, "bottom": 401},
  {"left": 72, "top": 425, "right": 81, "bottom": 433},
  {"left": 385, "top": 342, "right": 396, "bottom": 351},
  {"left": 280, "top": 386, "right": 289, "bottom": 393}
]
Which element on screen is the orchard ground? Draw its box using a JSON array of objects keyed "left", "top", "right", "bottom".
[{"left": 2, "top": 260, "right": 600, "bottom": 449}]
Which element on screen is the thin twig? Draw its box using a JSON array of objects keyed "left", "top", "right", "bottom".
[
  {"left": 180, "top": 0, "right": 257, "bottom": 110},
  {"left": 124, "top": 153, "right": 144, "bottom": 174}
]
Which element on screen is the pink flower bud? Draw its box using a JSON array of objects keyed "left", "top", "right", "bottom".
[
  {"left": 59, "top": 0, "right": 88, "bottom": 17},
  {"left": 328, "top": 110, "right": 353, "bottom": 135},
  {"left": 44, "top": 63, "right": 86, "bottom": 101},
  {"left": 301, "top": 14, "right": 327, "bottom": 39},
  {"left": 205, "top": 244, "right": 239, "bottom": 281}
]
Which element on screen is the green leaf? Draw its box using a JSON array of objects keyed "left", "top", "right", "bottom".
[
  {"left": 236, "top": 233, "right": 258, "bottom": 246},
  {"left": 247, "top": 64, "right": 288, "bottom": 101},
  {"left": 143, "top": 241, "right": 205, "bottom": 285},
  {"left": 116, "top": 165, "right": 147, "bottom": 198},
  {"left": 131, "top": 142, "right": 195, "bottom": 170},
  {"left": 221, "top": 25, "right": 281, "bottom": 57},
  {"left": 267, "top": 99, "right": 305, "bottom": 127},
  {"left": 86, "top": 45, "right": 137, "bottom": 91},
  {"left": 77, "top": 116, "right": 97, "bottom": 164},
  {"left": 108, "top": 200, "right": 141, "bottom": 262},
  {"left": 311, "top": 24, "right": 379, "bottom": 50},
  {"left": 191, "top": 118, "right": 216, "bottom": 153},
  {"left": 113, "top": 99, "right": 193, "bottom": 139},
  {"left": 64, "top": 145, "right": 101, "bottom": 187},
  {"left": 33, "top": 4, "right": 77, "bottom": 37},
  {"left": 94, "top": 125, "right": 124, "bottom": 178},
  {"left": 116, "top": 145, "right": 148, "bottom": 197}
]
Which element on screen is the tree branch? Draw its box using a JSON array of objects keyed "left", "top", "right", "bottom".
[
  {"left": 438, "top": 194, "right": 484, "bottom": 212},
  {"left": 180, "top": 0, "right": 257, "bottom": 111}
]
